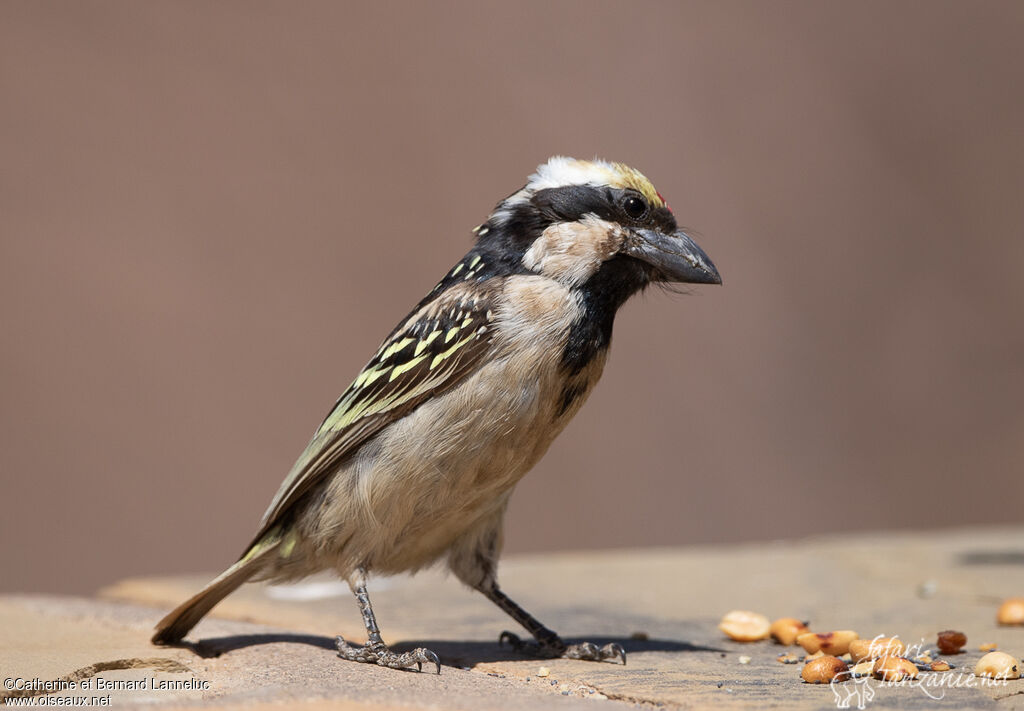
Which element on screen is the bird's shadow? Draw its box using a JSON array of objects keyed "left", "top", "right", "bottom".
[
  {"left": 957, "top": 549, "right": 1024, "bottom": 566},
  {"left": 168, "top": 633, "right": 722, "bottom": 667}
]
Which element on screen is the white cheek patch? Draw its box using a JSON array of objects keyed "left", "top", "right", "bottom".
[{"left": 522, "top": 215, "right": 624, "bottom": 287}]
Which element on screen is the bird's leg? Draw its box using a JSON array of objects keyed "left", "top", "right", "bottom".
[
  {"left": 450, "top": 517, "right": 625, "bottom": 664},
  {"left": 336, "top": 569, "right": 440, "bottom": 673},
  {"left": 482, "top": 583, "right": 626, "bottom": 664}
]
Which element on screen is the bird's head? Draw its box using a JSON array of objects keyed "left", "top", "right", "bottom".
[{"left": 478, "top": 157, "right": 721, "bottom": 297}]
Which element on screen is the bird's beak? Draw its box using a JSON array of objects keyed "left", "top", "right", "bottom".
[{"left": 626, "top": 228, "right": 722, "bottom": 285}]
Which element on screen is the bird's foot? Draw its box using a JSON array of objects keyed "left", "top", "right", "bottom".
[
  {"left": 498, "top": 631, "right": 626, "bottom": 664},
  {"left": 336, "top": 635, "right": 441, "bottom": 673}
]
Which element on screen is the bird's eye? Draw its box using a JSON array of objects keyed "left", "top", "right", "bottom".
[{"left": 622, "top": 194, "right": 648, "bottom": 220}]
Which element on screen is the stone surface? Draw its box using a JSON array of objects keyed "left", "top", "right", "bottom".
[{"left": 4, "top": 527, "right": 1024, "bottom": 709}]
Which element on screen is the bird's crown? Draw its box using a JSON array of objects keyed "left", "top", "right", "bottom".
[{"left": 523, "top": 156, "right": 669, "bottom": 211}]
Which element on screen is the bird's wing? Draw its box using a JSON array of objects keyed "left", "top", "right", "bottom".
[{"left": 243, "top": 281, "right": 497, "bottom": 555}]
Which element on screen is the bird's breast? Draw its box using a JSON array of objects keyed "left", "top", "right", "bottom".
[{"left": 312, "top": 275, "right": 608, "bottom": 574}]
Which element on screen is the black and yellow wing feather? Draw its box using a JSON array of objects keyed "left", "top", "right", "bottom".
[{"left": 243, "top": 271, "right": 497, "bottom": 556}]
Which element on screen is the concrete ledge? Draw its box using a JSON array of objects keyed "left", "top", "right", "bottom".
[{"left": 3, "top": 527, "right": 1024, "bottom": 709}]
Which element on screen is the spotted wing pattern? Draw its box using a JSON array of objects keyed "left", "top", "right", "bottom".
[{"left": 250, "top": 279, "right": 497, "bottom": 548}]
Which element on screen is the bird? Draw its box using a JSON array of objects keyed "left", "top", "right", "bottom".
[{"left": 152, "top": 156, "right": 721, "bottom": 673}]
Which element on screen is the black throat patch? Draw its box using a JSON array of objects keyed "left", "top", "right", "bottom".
[{"left": 560, "top": 256, "right": 650, "bottom": 375}]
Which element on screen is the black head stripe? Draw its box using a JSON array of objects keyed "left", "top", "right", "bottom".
[
  {"left": 531, "top": 185, "right": 617, "bottom": 223},
  {"left": 530, "top": 185, "right": 676, "bottom": 234},
  {"left": 469, "top": 184, "right": 675, "bottom": 292}
]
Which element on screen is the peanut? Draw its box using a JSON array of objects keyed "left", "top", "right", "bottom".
[
  {"left": 873, "top": 655, "right": 918, "bottom": 682},
  {"left": 770, "top": 618, "right": 810, "bottom": 646},
  {"left": 719, "top": 610, "right": 771, "bottom": 642},
  {"left": 849, "top": 636, "right": 904, "bottom": 662},
  {"left": 997, "top": 598, "right": 1024, "bottom": 626},
  {"left": 802, "top": 655, "right": 850, "bottom": 684},
  {"left": 797, "top": 630, "right": 859, "bottom": 656},
  {"left": 975, "top": 651, "right": 1021, "bottom": 680}
]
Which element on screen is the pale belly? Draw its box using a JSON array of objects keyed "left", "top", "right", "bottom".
[
  {"left": 292, "top": 345, "right": 605, "bottom": 578},
  {"left": 273, "top": 274, "right": 606, "bottom": 581}
]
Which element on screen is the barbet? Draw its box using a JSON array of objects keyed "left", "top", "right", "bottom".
[{"left": 153, "top": 157, "right": 721, "bottom": 672}]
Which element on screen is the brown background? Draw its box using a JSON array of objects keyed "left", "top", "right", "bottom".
[{"left": 2, "top": 1, "right": 1022, "bottom": 596}]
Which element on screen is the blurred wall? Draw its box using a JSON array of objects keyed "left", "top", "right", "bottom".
[{"left": 2, "top": 1, "right": 1022, "bottom": 595}]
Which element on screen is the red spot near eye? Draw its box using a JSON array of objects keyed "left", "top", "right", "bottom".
[{"left": 656, "top": 191, "right": 673, "bottom": 213}]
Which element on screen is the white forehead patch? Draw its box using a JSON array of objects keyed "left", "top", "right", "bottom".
[{"left": 525, "top": 156, "right": 621, "bottom": 192}]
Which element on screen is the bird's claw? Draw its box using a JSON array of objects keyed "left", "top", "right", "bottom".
[
  {"left": 497, "top": 631, "right": 625, "bottom": 664},
  {"left": 416, "top": 648, "right": 442, "bottom": 674},
  {"left": 498, "top": 630, "right": 526, "bottom": 651},
  {"left": 336, "top": 635, "right": 441, "bottom": 673}
]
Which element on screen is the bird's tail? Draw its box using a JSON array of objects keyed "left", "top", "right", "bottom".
[{"left": 151, "top": 535, "right": 281, "bottom": 645}]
